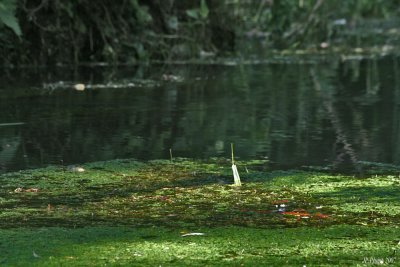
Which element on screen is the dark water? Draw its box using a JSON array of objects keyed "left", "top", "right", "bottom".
[{"left": 1, "top": 56, "right": 400, "bottom": 172}]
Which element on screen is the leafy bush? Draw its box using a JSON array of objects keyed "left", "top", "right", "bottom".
[{"left": 0, "top": 0, "right": 399, "bottom": 65}]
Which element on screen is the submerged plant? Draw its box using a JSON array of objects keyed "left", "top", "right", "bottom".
[{"left": 231, "top": 143, "right": 242, "bottom": 186}]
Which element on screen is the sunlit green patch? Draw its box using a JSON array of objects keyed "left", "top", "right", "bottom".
[
  {"left": 334, "top": 202, "right": 400, "bottom": 216},
  {"left": 246, "top": 170, "right": 352, "bottom": 193},
  {"left": 0, "top": 225, "right": 398, "bottom": 266}
]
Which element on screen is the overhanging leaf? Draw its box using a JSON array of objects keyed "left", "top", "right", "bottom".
[
  {"left": 199, "top": 0, "right": 209, "bottom": 19},
  {"left": 186, "top": 9, "right": 199, "bottom": 19},
  {"left": 0, "top": 0, "right": 21, "bottom": 36}
]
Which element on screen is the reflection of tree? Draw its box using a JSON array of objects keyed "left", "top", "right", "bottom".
[
  {"left": 0, "top": 135, "right": 20, "bottom": 172},
  {"left": 311, "top": 68, "right": 359, "bottom": 172}
]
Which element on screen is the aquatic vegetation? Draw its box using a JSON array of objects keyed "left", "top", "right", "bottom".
[{"left": 0, "top": 158, "right": 399, "bottom": 265}]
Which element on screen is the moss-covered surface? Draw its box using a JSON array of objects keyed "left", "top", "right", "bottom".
[{"left": 1, "top": 158, "right": 399, "bottom": 266}]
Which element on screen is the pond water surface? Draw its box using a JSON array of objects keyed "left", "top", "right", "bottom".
[{"left": 1, "top": 56, "right": 400, "bottom": 172}]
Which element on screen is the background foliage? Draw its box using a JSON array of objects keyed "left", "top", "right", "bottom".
[{"left": 0, "top": 0, "right": 399, "bottom": 65}]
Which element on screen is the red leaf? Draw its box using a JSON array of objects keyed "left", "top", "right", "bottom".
[{"left": 314, "top": 212, "right": 329, "bottom": 219}]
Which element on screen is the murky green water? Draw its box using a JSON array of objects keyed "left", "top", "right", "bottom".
[{"left": 1, "top": 56, "right": 400, "bottom": 172}]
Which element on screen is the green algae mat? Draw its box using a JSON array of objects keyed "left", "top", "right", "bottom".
[{"left": 1, "top": 159, "right": 399, "bottom": 266}]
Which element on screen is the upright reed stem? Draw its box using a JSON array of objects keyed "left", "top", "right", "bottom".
[{"left": 231, "top": 143, "right": 235, "bottom": 164}]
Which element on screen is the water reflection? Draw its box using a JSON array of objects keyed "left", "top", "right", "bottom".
[{"left": 0, "top": 56, "right": 399, "bottom": 172}]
